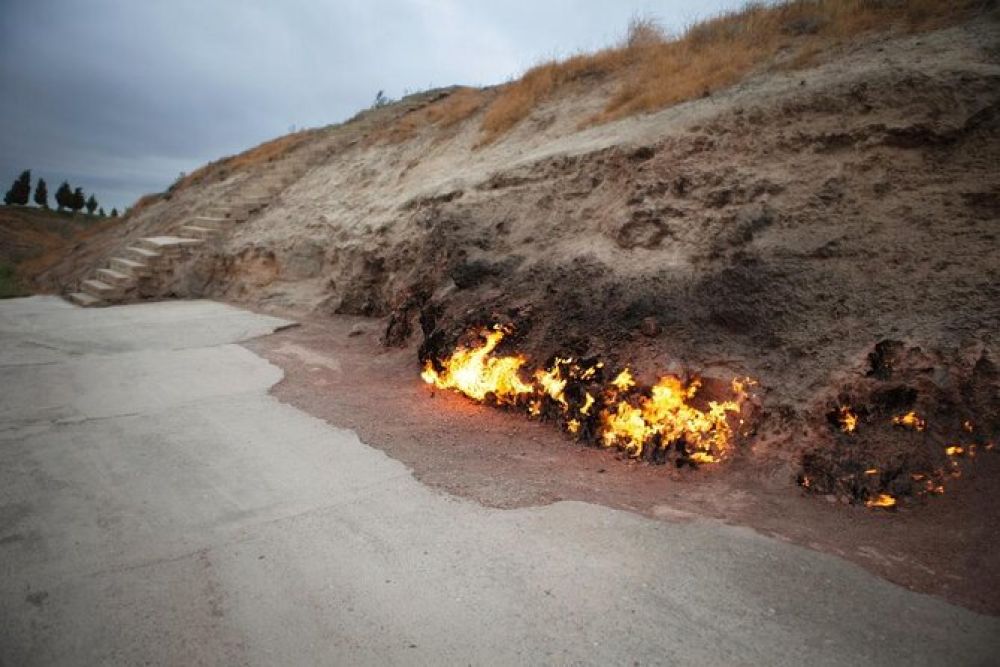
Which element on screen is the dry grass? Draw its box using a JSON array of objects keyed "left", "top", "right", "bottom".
[
  {"left": 172, "top": 129, "right": 317, "bottom": 191},
  {"left": 375, "top": 87, "right": 491, "bottom": 144},
  {"left": 477, "top": 0, "right": 991, "bottom": 144},
  {"left": 124, "top": 192, "right": 165, "bottom": 219}
]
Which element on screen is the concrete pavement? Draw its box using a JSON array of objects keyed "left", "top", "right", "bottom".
[{"left": 1, "top": 296, "right": 997, "bottom": 665}]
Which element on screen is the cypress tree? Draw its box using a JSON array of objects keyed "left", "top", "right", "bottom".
[
  {"left": 55, "top": 182, "right": 73, "bottom": 211},
  {"left": 71, "top": 187, "right": 85, "bottom": 213},
  {"left": 110, "top": 207, "right": 119, "bottom": 217},
  {"left": 12, "top": 170, "right": 31, "bottom": 205},
  {"left": 34, "top": 178, "right": 48, "bottom": 208},
  {"left": 85, "top": 194, "right": 98, "bottom": 215}
]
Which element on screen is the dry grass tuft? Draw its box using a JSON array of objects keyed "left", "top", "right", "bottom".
[
  {"left": 173, "top": 129, "right": 317, "bottom": 191},
  {"left": 124, "top": 192, "right": 166, "bottom": 219},
  {"left": 477, "top": 0, "right": 990, "bottom": 144},
  {"left": 477, "top": 47, "right": 634, "bottom": 145},
  {"left": 375, "top": 87, "right": 491, "bottom": 144}
]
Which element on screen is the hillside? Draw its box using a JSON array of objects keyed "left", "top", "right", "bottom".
[
  {"left": 29, "top": 4, "right": 1000, "bottom": 610},
  {"left": 0, "top": 206, "right": 118, "bottom": 297}
]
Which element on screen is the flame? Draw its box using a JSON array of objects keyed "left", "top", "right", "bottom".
[
  {"left": 600, "top": 375, "right": 746, "bottom": 461},
  {"left": 865, "top": 493, "right": 897, "bottom": 508},
  {"left": 963, "top": 420, "right": 974, "bottom": 433},
  {"left": 534, "top": 358, "right": 570, "bottom": 409},
  {"left": 421, "top": 326, "right": 532, "bottom": 403},
  {"left": 892, "top": 411, "right": 926, "bottom": 431},
  {"left": 837, "top": 406, "right": 858, "bottom": 433},
  {"left": 864, "top": 468, "right": 879, "bottom": 475},
  {"left": 944, "top": 445, "right": 964, "bottom": 457},
  {"left": 611, "top": 369, "right": 635, "bottom": 391},
  {"left": 422, "top": 325, "right": 752, "bottom": 465}
]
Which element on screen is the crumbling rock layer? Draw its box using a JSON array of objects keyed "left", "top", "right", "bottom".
[{"left": 43, "top": 21, "right": 1000, "bottom": 494}]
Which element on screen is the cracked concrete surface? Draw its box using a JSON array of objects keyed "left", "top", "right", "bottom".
[{"left": 1, "top": 297, "right": 997, "bottom": 665}]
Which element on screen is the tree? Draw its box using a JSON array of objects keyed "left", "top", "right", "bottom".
[
  {"left": 71, "top": 187, "right": 86, "bottom": 214},
  {"left": 98, "top": 207, "right": 106, "bottom": 217},
  {"left": 13, "top": 170, "right": 31, "bottom": 205},
  {"left": 110, "top": 207, "right": 118, "bottom": 217},
  {"left": 54, "top": 181, "right": 73, "bottom": 211},
  {"left": 85, "top": 194, "right": 98, "bottom": 215},
  {"left": 4, "top": 170, "right": 31, "bottom": 206},
  {"left": 34, "top": 178, "right": 48, "bottom": 208}
]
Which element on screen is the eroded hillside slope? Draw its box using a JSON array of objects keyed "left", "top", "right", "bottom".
[{"left": 40, "top": 18, "right": 1000, "bottom": 506}]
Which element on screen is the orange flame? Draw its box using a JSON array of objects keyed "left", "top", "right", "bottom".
[
  {"left": 600, "top": 376, "right": 747, "bottom": 461},
  {"left": 611, "top": 369, "right": 635, "bottom": 391},
  {"left": 892, "top": 411, "right": 926, "bottom": 431},
  {"left": 421, "top": 326, "right": 752, "bottom": 464},
  {"left": 420, "top": 326, "right": 532, "bottom": 403},
  {"left": 865, "top": 493, "right": 897, "bottom": 508},
  {"left": 837, "top": 406, "right": 858, "bottom": 433}
]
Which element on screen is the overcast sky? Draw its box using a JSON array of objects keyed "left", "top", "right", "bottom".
[{"left": 1, "top": 0, "right": 744, "bottom": 211}]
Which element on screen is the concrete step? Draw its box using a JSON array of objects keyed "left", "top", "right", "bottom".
[
  {"left": 137, "top": 236, "right": 204, "bottom": 253},
  {"left": 126, "top": 246, "right": 161, "bottom": 263},
  {"left": 81, "top": 279, "right": 118, "bottom": 299},
  {"left": 96, "top": 268, "right": 132, "bottom": 287},
  {"left": 204, "top": 208, "right": 248, "bottom": 223},
  {"left": 223, "top": 200, "right": 267, "bottom": 211},
  {"left": 67, "top": 291, "right": 103, "bottom": 307},
  {"left": 110, "top": 257, "right": 149, "bottom": 276},
  {"left": 179, "top": 225, "right": 219, "bottom": 239},
  {"left": 189, "top": 216, "right": 231, "bottom": 230},
  {"left": 224, "top": 201, "right": 267, "bottom": 215}
]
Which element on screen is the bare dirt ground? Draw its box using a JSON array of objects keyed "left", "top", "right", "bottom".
[{"left": 244, "top": 312, "right": 1000, "bottom": 617}]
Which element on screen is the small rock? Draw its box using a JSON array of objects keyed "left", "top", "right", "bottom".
[
  {"left": 348, "top": 324, "right": 367, "bottom": 337},
  {"left": 640, "top": 317, "right": 661, "bottom": 338}
]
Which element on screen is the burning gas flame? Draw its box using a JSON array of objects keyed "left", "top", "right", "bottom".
[
  {"left": 837, "top": 406, "right": 858, "bottom": 433},
  {"left": 611, "top": 369, "right": 635, "bottom": 391},
  {"left": 420, "top": 326, "right": 532, "bottom": 403},
  {"left": 600, "top": 375, "right": 747, "bottom": 460},
  {"left": 421, "top": 326, "right": 753, "bottom": 465},
  {"left": 892, "top": 411, "right": 926, "bottom": 431},
  {"left": 865, "top": 493, "right": 897, "bottom": 508}
]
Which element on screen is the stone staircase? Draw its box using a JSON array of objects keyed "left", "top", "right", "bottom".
[{"left": 66, "top": 171, "right": 299, "bottom": 307}]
